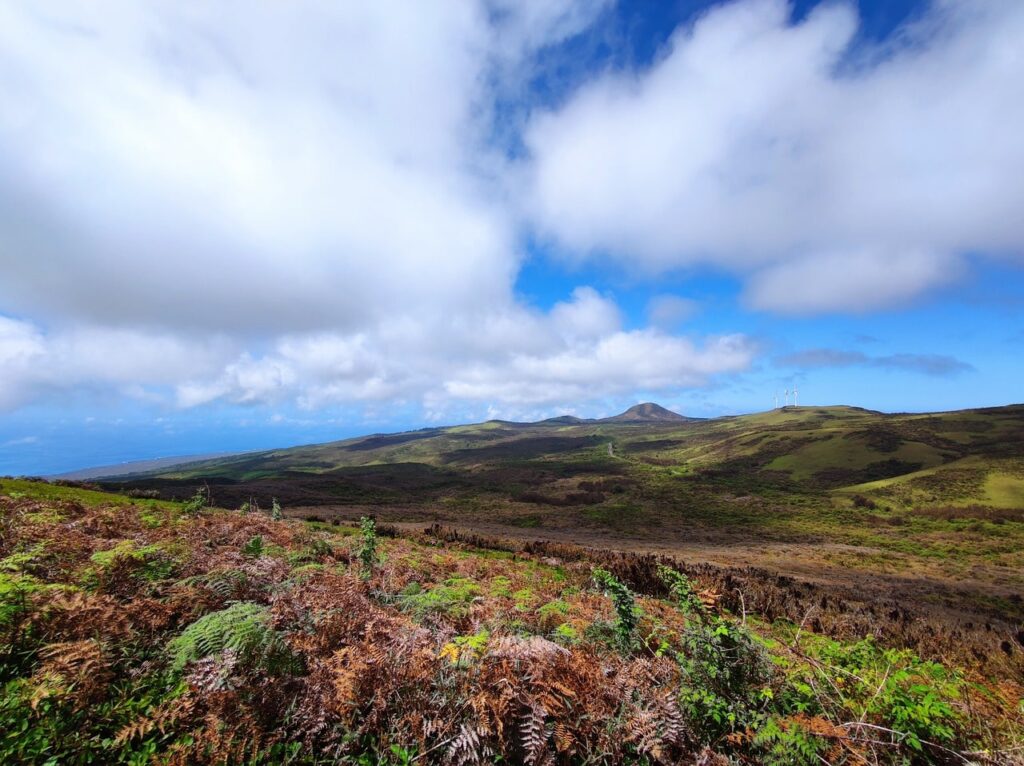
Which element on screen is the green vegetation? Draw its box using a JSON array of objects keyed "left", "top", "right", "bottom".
[
  {"left": 400, "top": 577, "right": 480, "bottom": 622},
  {"left": 167, "top": 602, "right": 300, "bottom": 676},
  {"left": 0, "top": 480, "right": 1021, "bottom": 764},
  {"left": 181, "top": 485, "right": 208, "bottom": 516},
  {"left": 592, "top": 568, "right": 638, "bottom": 650},
  {"left": 356, "top": 515, "right": 378, "bottom": 577}
]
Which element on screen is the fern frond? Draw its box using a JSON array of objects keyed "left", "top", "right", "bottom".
[{"left": 166, "top": 601, "right": 300, "bottom": 676}]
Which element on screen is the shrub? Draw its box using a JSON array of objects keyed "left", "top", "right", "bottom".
[
  {"left": 852, "top": 494, "right": 877, "bottom": 509},
  {"left": 658, "top": 567, "right": 777, "bottom": 743},
  {"left": 812, "top": 636, "right": 963, "bottom": 754},
  {"left": 181, "top": 487, "right": 208, "bottom": 516},
  {"left": 270, "top": 497, "right": 283, "bottom": 521},
  {"left": 356, "top": 516, "right": 377, "bottom": 578},
  {"left": 592, "top": 568, "right": 637, "bottom": 651},
  {"left": 125, "top": 489, "right": 160, "bottom": 499}
]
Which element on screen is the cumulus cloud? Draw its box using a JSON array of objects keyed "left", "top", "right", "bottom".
[
  {"left": 0, "top": 286, "right": 755, "bottom": 416},
  {"left": 778, "top": 348, "right": 974, "bottom": 376},
  {"left": 0, "top": 315, "right": 237, "bottom": 409},
  {"left": 1, "top": 1, "right": 743, "bottom": 416},
  {"left": 171, "top": 289, "right": 755, "bottom": 411},
  {"left": 0, "top": 2, "right": 521, "bottom": 333},
  {"left": 526, "top": 0, "right": 1024, "bottom": 313},
  {"left": 1, "top": 0, "right": 1016, "bottom": 422}
]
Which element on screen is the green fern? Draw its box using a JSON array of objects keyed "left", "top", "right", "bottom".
[
  {"left": 241, "top": 535, "right": 265, "bottom": 558},
  {"left": 166, "top": 602, "right": 301, "bottom": 675},
  {"left": 179, "top": 569, "right": 249, "bottom": 601}
]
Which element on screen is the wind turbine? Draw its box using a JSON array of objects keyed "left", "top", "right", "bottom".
[
  {"left": 773, "top": 391, "right": 778, "bottom": 409},
  {"left": 793, "top": 384, "right": 798, "bottom": 407},
  {"left": 784, "top": 388, "right": 790, "bottom": 407}
]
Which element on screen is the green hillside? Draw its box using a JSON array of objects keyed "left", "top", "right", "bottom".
[
  {"left": 98, "top": 403, "right": 1024, "bottom": 618},
  {"left": 121, "top": 403, "right": 1024, "bottom": 510}
]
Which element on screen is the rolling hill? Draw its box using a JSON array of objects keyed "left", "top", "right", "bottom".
[
  {"left": 112, "top": 402, "right": 1024, "bottom": 512},
  {"left": 99, "top": 403, "right": 1024, "bottom": 627}
]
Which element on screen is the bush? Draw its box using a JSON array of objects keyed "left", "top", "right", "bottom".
[
  {"left": 811, "top": 636, "right": 963, "bottom": 754},
  {"left": 592, "top": 568, "right": 637, "bottom": 651},
  {"left": 356, "top": 516, "right": 378, "bottom": 578},
  {"left": 181, "top": 487, "right": 208, "bottom": 516},
  {"left": 658, "top": 566, "right": 777, "bottom": 744}
]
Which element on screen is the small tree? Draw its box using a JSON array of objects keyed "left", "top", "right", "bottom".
[
  {"left": 657, "top": 566, "right": 776, "bottom": 743},
  {"left": 356, "top": 516, "right": 378, "bottom": 578},
  {"left": 592, "top": 568, "right": 637, "bottom": 651},
  {"left": 270, "top": 497, "right": 283, "bottom": 521}
]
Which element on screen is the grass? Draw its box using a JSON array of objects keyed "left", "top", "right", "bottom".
[{"left": 0, "top": 477, "right": 179, "bottom": 511}]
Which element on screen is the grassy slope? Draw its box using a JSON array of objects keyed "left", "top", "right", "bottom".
[
  {"left": 118, "top": 403, "right": 1024, "bottom": 526},
  {"left": 1, "top": 481, "right": 1021, "bottom": 765},
  {"left": 142, "top": 405, "right": 1024, "bottom": 501},
  {"left": 97, "top": 405, "right": 1024, "bottom": 625}
]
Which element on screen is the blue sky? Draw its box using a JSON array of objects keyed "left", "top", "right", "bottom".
[{"left": 1, "top": 0, "right": 1022, "bottom": 475}]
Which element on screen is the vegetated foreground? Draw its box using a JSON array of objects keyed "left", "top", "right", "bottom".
[{"left": 1, "top": 481, "right": 1022, "bottom": 764}]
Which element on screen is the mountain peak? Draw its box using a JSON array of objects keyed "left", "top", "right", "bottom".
[{"left": 600, "top": 402, "right": 689, "bottom": 423}]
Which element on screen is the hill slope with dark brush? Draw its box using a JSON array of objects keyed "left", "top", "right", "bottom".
[
  {"left": 117, "top": 402, "right": 1024, "bottom": 513},
  {"left": 105, "top": 403, "right": 1024, "bottom": 627}
]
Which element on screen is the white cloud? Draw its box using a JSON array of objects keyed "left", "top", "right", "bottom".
[
  {"left": 526, "top": 0, "right": 1024, "bottom": 313},
  {"left": 170, "top": 288, "right": 755, "bottom": 411},
  {"left": 0, "top": 2, "right": 522, "bottom": 333},
  {"left": 746, "top": 248, "right": 962, "bottom": 314},
  {"left": 550, "top": 287, "right": 622, "bottom": 341},
  {"left": 2, "top": 0, "right": 1017, "bottom": 423},
  {"left": 0, "top": 315, "right": 236, "bottom": 409}
]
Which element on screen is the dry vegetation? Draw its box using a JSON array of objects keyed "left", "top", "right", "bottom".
[{"left": 2, "top": 481, "right": 1023, "bottom": 764}]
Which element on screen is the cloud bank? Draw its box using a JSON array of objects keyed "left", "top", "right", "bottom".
[
  {"left": 777, "top": 348, "right": 974, "bottom": 377},
  {"left": 0, "top": 0, "right": 1019, "bottom": 417},
  {"left": 527, "top": 0, "right": 1024, "bottom": 313}
]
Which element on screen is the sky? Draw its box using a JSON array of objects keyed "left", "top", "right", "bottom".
[{"left": 1, "top": 0, "right": 1022, "bottom": 475}]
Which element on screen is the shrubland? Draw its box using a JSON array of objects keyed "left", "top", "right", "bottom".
[{"left": 1, "top": 479, "right": 1022, "bottom": 764}]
